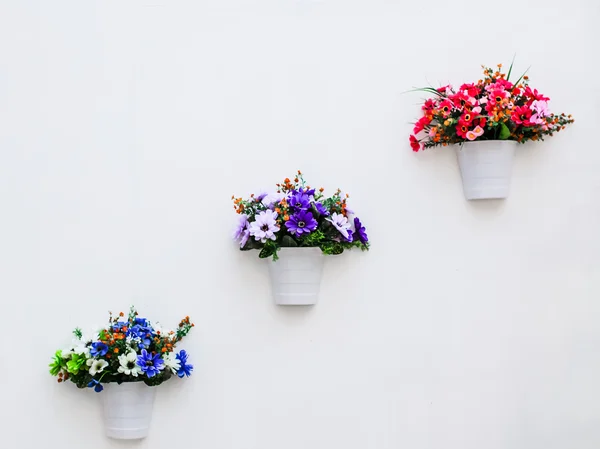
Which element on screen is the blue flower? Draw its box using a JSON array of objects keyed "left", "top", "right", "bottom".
[
  {"left": 87, "top": 378, "right": 104, "bottom": 393},
  {"left": 127, "top": 324, "right": 153, "bottom": 349},
  {"left": 136, "top": 349, "right": 165, "bottom": 378},
  {"left": 175, "top": 350, "right": 193, "bottom": 378},
  {"left": 111, "top": 321, "right": 128, "bottom": 332},
  {"left": 314, "top": 202, "right": 330, "bottom": 217},
  {"left": 90, "top": 342, "right": 108, "bottom": 357}
]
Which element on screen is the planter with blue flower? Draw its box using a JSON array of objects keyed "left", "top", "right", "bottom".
[
  {"left": 49, "top": 307, "right": 194, "bottom": 440},
  {"left": 233, "top": 171, "right": 369, "bottom": 305}
]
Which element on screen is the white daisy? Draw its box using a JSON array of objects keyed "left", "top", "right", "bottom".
[
  {"left": 163, "top": 352, "right": 181, "bottom": 375},
  {"left": 87, "top": 358, "right": 108, "bottom": 376},
  {"left": 117, "top": 351, "right": 142, "bottom": 377}
]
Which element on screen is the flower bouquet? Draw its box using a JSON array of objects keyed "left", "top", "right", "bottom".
[
  {"left": 409, "top": 62, "right": 574, "bottom": 199},
  {"left": 49, "top": 307, "right": 194, "bottom": 440},
  {"left": 232, "top": 171, "right": 369, "bottom": 305}
]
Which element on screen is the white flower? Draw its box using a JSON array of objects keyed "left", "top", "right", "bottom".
[
  {"left": 249, "top": 210, "right": 280, "bottom": 243},
  {"left": 117, "top": 351, "right": 142, "bottom": 377},
  {"left": 260, "top": 192, "right": 284, "bottom": 208},
  {"left": 326, "top": 212, "right": 352, "bottom": 240},
  {"left": 87, "top": 358, "right": 109, "bottom": 376},
  {"left": 163, "top": 352, "right": 181, "bottom": 375}
]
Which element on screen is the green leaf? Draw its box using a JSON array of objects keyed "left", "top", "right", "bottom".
[
  {"left": 514, "top": 66, "right": 531, "bottom": 86},
  {"left": 259, "top": 241, "right": 278, "bottom": 259},
  {"left": 321, "top": 242, "right": 344, "bottom": 255},
  {"left": 498, "top": 122, "right": 511, "bottom": 140},
  {"left": 281, "top": 235, "right": 298, "bottom": 247},
  {"left": 507, "top": 54, "right": 516, "bottom": 81}
]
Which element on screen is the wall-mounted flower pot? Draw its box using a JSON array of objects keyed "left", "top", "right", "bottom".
[
  {"left": 455, "top": 140, "right": 517, "bottom": 200},
  {"left": 267, "top": 247, "right": 324, "bottom": 305},
  {"left": 102, "top": 382, "right": 156, "bottom": 439}
]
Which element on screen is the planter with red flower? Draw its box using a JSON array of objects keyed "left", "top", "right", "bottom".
[
  {"left": 233, "top": 171, "right": 369, "bottom": 305},
  {"left": 409, "top": 63, "right": 574, "bottom": 200}
]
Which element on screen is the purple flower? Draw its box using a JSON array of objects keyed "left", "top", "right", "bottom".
[
  {"left": 288, "top": 190, "right": 310, "bottom": 211},
  {"left": 233, "top": 214, "right": 251, "bottom": 248},
  {"left": 353, "top": 217, "right": 368, "bottom": 243},
  {"left": 285, "top": 210, "right": 318, "bottom": 236},
  {"left": 249, "top": 210, "right": 280, "bottom": 243},
  {"left": 136, "top": 349, "right": 165, "bottom": 378},
  {"left": 326, "top": 212, "right": 352, "bottom": 240},
  {"left": 314, "top": 202, "right": 329, "bottom": 217}
]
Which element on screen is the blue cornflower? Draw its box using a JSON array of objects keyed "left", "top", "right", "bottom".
[
  {"left": 175, "top": 350, "right": 193, "bottom": 378},
  {"left": 87, "top": 378, "right": 104, "bottom": 393},
  {"left": 90, "top": 342, "right": 109, "bottom": 357},
  {"left": 136, "top": 349, "right": 165, "bottom": 378}
]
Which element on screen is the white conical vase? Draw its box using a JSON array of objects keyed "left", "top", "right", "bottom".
[
  {"left": 455, "top": 140, "right": 517, "bottom": 200},
  {"left": 102, "top": 382, "right": 156, "bottom": 440},
  {"left": 267, "top": 247, "right": 324, "bottom": 305}
]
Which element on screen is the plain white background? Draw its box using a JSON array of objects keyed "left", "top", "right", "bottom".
[{"left": 1, "top": 1, "right": 599, "bottom": 448}]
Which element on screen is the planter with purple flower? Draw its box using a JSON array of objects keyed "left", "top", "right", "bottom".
[
  {"left": 49, "top": 307, "right": 195, "bottom": 440},
  {"left": 233, "top": 171, "right": 369, "bottom": 305}
]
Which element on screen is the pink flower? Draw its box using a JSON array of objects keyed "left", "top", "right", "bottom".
[
  {"left": 472, "top": 126, "right": 484, "bottom": 137},
  {"left": 428, "top": 127, "right": 437, "bottom": 138},
  {"left": 472, "top": 106, "right": 482, "bottom": 114},
  {"left": 466, "top": 130, "right": 478, "bottom": 141},
  {"left": 531, "top": 100, "right": 550, "bottom": 118}
]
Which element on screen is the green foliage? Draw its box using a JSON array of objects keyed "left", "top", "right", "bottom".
[
  {"left": 72, "top": 328, "right": 82, "bottom": 339},
  {"left": 321, "top": 242, "right": 344, "bottom": 255},
  {"left": 66, "top": 353, "right": 87, "bottom": 375},
  {"left": 281, "top": 235, "right": 298, "bottom": 247},
  {"left": 49, "top": 350, "right": 65, "bottom": 376},
  {"left": 259, "top": 241, "right": 279, "bottom": 260},
  {"left": 299, "top": 230, "right": 325, "bottom": 247},
  {"left": 498, "top": 122, "right": 511, "bottom": 140}
]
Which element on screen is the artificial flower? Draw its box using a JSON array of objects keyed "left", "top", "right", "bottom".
[
  {"left": 353, "top": 217, "right": 368, "bottom": 244},
  {"left": 288, "top": 191, "right": 311, "bottom": 211},
  {"left": 285, "top": 210, "right": 318, "bottom": 236},
  {"left": 326, "top": 212, "right": 352, "bottom": 240},
  {"left": 233, "top": 214, "right": 251, "bottom": 248},
  {"left": 87, "top": 358, "right": 109, "bottom": 376},
  {"left": 90, "top": 342, "right": 108, "bottom": 357},
  {"left": 249, "top": 210, "right": 280, "bottom": 243},
  {"left": 163, "top": 352, "right": 181, "bottom": 375},
  {"left": 118, "top": 351, "right": 142, "bottom": 377},
  {"left": 175, "top": 350, "right": 193, "bottom": 378},
  {"left": 313, "top": 202, "right": 329, "bottom": 217},
  {"left": 87, "top": 378, "right": 104, "bottom": 393},
  {"left": 137, "top": 349, "right": 165, "bottom": 378},
  {"left": 410, "top": 135, "right": 421, "bottom": 152}
]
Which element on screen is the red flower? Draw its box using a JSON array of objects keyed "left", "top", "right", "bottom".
[
  {"left": 459, "top": 83, "right": 480, "bottom": 98},
  {"left": 449, "top": 91, "right": 471, "bottom": 110},
  {"left": 455, "top": 123, "right": 470, "bottom": 139},
  {"left": 437, "top": 85, "right": 452, "bottom": 94},
  {"left": 511, "top": 105, "right": 533, "bottom": 125},
  {"left": 523, "top": 86, "right": 550, "bottom": 102},
  {"left": 458, "top": 111, "right": 476, "bottom": 126},
  {"left": 413, "top": 115, "right": 432, "bottom": 134},
  {"left": 438, "top": 99, "right": 454, "bottom": 117},
  {"left": 489, "top": 89, "right": 508, "bottom": 104},
  {"left": 421, "top": 99, "right": 436, "bottom": 112},
  {"left": 409, "top": 135, "right": 421, "bottom": 152},
  {"left": 477, "top": 117, "right": 487, "bottom": 128}
]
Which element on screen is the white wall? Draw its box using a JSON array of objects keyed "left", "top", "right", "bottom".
[{"left": 1, "top": 1, "right": 599, "bottom": 448}]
